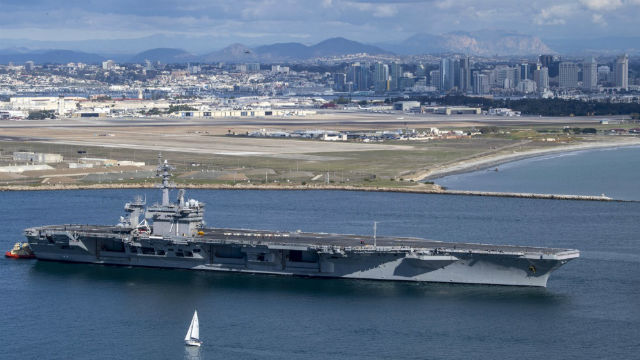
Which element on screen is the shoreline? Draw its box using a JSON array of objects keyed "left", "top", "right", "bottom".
[
  {"left": 1, "top": 139, "right": 638, "bottom": 202},
  {"left": 413, "top": 139, "right": 640, "bottom": 181},
  {"left": 0, "top": 182, "right": 626, "bottom": 202}
]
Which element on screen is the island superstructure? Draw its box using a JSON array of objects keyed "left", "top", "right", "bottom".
[{"left": 24, "top": 156, "right": 579, "bottom": 287}]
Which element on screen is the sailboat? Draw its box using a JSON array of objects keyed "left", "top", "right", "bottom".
[{"left": 184, "top": 310, "right": 202, "bottom": 347}]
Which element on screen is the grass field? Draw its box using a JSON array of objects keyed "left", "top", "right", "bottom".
[{"left": 1, "top": 118, "right": 638, "bottom": 188}]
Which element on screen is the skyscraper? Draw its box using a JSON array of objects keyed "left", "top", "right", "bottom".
[
  {"left": 582, "top": 57, "right": 598, "bottom": 91},
  {"left": 348, "top": 63, "right": 371, "bottom": 91},
  {"left": 459, "top": 57, "right": 471, "bottom": 92},
  {"left": 347, "top": 63, "right": 360, "bottom": 89},
  {"left": 440, "top": 58, "right": 456, "bottom": 91},
  {"left": 389, "top": 62, "right": 402, "bottom": 91},
  {"left": 333, "top": 73, "right": 346, "bottom": 92},
  {"left": 519, "top": 62, "right": 530, "bottom": 81},
  {"left": 373, "top": 62, "right": 389, "bottom": 92},
  {"left": 360, "top": 64, "right": 371, "bottom": 91},
  {"left": 473, "top": 72, "right": 489, "bottom": 95},
  {"left": 539, "top": 54, "right": 559, "bottom": 77},
  {"left": 430, "top": 70, "right": 441, "bottom": 89},
  {"left": 534, "top": 67, "right": 549, "bottom": 92},
  {"left": 559, "top": 62, "right": 579, "bottom": 88},
  {"left": 615, "top": 54, "right": 629, "bottom": 90},
  {"left": 494, "top": 65, "right": 516, "bottom": 89},
  {"left": 538, "top": 55, "right": 554, "bottom": 69},
  {"left": 598, "top": 65, "right": 611, "bottom": 84}
]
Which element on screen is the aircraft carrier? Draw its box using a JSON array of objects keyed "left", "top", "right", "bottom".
[{"left": 24, "top": 157, "right": 580, "bottom": 287}]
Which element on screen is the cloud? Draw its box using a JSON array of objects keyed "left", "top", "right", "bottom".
[
  {"left": 591, "top": 13, "right": 607, "bottom": 25},
  {"left": 0, "top": 0, "right": 638, "bottom": 48},
  {"left": 580, "top": 0, "right": 622, "bottom": 11},
  {"left": 534, "top": 3, "right": 576, "bottom": 25},
  {"left": 343, "top": 1, "right": 399, "bottom": 18}
]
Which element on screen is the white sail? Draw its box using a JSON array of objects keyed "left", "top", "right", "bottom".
[
  {"left": 185, "top": 310, "right": 199, "bottom": 341},
  {"left": 191, "top": 311, "right": 199, "bottom": 340}
]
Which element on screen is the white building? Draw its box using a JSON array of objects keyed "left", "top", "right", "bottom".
[
  {"left": 13, "top": 152, "right": 63, "bottom": 164},
  {"left": 102, "top": 60, "right": 115, "bottom": 71},
  {"left": 0, "top": 110, "right": 28, "bottom": 119},
  {"left": 488, "top": 108, "right": 521, "bottom": 117},
  {"left": 615, "top": 54, "right": 629, "bottom": 90},
  {"left": 9, "top": 96, "right": 80, "bottom": 115},
  {"left": 473, "top": 73, "right": 490, "bottom": 95},
  {"left": 534, "top": 67, "right": 549, "bottom": 92},
  {"left": 516, "top": 79, "right": 537, "bottom": 94},
  {"left": 322, "top": 132, "right": 348, "bottom": 141}
]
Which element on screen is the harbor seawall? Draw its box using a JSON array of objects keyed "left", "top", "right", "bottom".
[{"left": 0, "top": 183, "right": 622, "bottom": 202}]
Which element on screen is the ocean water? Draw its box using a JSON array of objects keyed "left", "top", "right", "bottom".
[
  {"left": 435, "top": 146, "right": 640, "bottom": 201},
  {"left": 1, "top": 188, "right": 639, "bottom": 359}
]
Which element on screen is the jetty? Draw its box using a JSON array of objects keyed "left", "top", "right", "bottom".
[{"left": 0, "top": 182, "right": 624, "bottom": 202}]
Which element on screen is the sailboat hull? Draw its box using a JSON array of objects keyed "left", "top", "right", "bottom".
[{"left": 185, "top": 339, "right": 202, "bottom": 347}]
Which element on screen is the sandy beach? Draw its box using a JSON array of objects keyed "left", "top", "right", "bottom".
[{"left": 412, "top": 138, "right": 640, "bottom": 181}]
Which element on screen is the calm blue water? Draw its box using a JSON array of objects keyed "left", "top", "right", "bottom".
[
  {"left": 1, "top": 189, "right": 639, "bottom": 359},
  {"left": 436, "top": 146, "right": 640, "bottom": 201}
]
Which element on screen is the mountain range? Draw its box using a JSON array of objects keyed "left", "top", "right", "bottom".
[
  {"left": 0, "top": 30, "right": 637, "bottom": 65},
  {"left": 200, "top": 38, "right": 390, "bottom": 63},
  {"left": 381, "top": 30, "right": 553, "bottom": 56}
]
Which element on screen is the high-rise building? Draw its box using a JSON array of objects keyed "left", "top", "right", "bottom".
[
  {"left": 598, "top": 65, "right": 611, "bottom": 84},
  {"left": 494, "top": 65, "right": 516, "bottom": 89},
  {"left": 399, "top": 72, "right": 415, "bottom": 90},
  {"left": 347, "top": 63, "right": 360, "bottom": 88},
  {"left": 519, "top": 62, "right": 530, "bottom": 81},
  {"left": 517, "top": 79, "right": 537, "bottom": 94},
  {"left": 348, "top": 63, "right": 371, "bottom": 91},
  {"left": 473, "top": 72, "right": 489, "bottom": 95},
  {"left": 459, "top": 57, "right": 471, "bottom": 92},
  {"left": 559, "top": 62, "right": 579, "bottom": 88},
  {"left": 615, "top": 54, "right": 629, "bottom": 90},
  {"left": 333, "top": 73, "right": 346, "bottom": 92},
  {"left": 539, "top": 55, "right": 560, "bottom": 78},
  {"left": 453, "top": 59, "right": 461, "bottom": 89},
  {"left": 439, "top": 58, "right": 449, "bottom": 90},
  {"left": 440, "top": 58, "right": 456, "bottom": 91},
  {"left": 582, "top": 57, "right": 598, "bottom": 91},
  {"left": 538, "top": 55, "right": 554, "bottom": 69},
  {"left": 430, "top": 70, "right": 441, "bottom": 89},
  {"left": 359, "top": 63, "right": 371, "bottom": 91},
  {"left": 534, "top": 67, "right": 549, "bottom": 92},
  {"left": 373, "top": 62, "right": 389, "bottom": 92},
  {"left": 389, "top": 62, "right": 402, "bottom": 91}
]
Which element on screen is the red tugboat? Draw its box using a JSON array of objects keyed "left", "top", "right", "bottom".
[{"left": 5, "top": 242, "right": 35, "bottom": 259}]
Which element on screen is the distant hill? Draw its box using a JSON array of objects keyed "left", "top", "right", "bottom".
[
  {"left": 310, "top": 37, "right": 388, "bottom": 57},
  {"left": 200, "top": 37, "right": 390, "bottom": 63},
  {"left": 0, "top": 49, "right": 105, "bottom": 64},
  {"left": 252, "top": 42, "right": 311, "bottom": 61},
  {"left": 383, "top": 30, "right": 553, "bottom": 56},
  {"left": 128, "top": 48, "right": 195, "bottom": 63},
  {"left": 199, "top": 43, "right": 258, "bottom": 63},
  {"left": 544, "top": 36, "right": 640, "bottom": 55}
]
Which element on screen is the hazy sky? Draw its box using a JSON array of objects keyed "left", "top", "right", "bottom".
[{"left": 1, "top": 0, "right": 639, "bottom": 44}]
